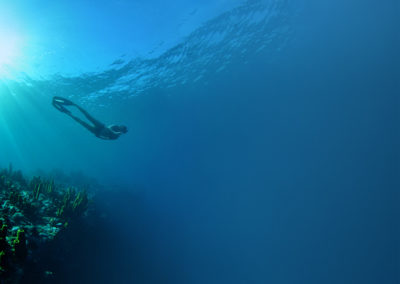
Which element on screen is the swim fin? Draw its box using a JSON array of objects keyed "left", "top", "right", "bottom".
[
  {"left": 52, "top": 100, "right": 71, "bottom": 114},
  {"left": 53, "top": 96, "right": 75, "bottom": 106}
]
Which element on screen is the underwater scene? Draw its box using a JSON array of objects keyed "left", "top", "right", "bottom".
[{"left": 0, "top": 0, "right": 398, "bottom": 283}]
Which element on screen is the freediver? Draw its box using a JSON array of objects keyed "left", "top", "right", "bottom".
[{"left": 52, "top": 96, "right": 128, "bottom": 140}]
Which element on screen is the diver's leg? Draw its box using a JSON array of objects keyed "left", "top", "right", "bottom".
[
  {"left": 67, "top": 113, "right": 97, "bottom": 134},
  {"left": 53, "top": 97, "right": 101, "bottom": 127},
  {"left": 73, "top": 105, "right": 105, "bottom": 128}
]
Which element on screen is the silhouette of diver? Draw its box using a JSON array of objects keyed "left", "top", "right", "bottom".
[{"left": 52, "top": 96, "right": 128, "bottom": 140}]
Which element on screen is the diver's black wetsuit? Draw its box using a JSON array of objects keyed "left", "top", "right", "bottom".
[{"left": 52, "top": 96, "right": 127, "bottom": 140}]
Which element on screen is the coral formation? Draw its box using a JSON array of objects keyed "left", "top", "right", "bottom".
[
  {"left": 0, "top": 164, "right": 92, "bottom": 282},
  {"left": 12, "top": 228, "right": 27, "bottom": 261},
  {"left": 57, "top": 188, "right": 89, "bottom": 220}
]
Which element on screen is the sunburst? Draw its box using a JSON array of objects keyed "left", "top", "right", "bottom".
[{"left": 0, "top": 26, "right": 23, "bottom": 77}]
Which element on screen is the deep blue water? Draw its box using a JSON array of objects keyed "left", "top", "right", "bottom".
[{"left": 0, "top": 0, "right": 399, "bottom": 283}]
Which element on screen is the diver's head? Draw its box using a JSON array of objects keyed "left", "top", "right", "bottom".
[{"left": 111, "top": 125, "right": 128, "bottom": 134}]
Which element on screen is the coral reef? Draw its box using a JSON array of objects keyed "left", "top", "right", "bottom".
[{"left": 0, "top": 164, "right": 92, "bottom": 283}]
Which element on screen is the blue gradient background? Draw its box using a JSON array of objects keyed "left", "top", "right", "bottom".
[{"left": 0, "top": 0, "right": 398, "bottom": 283}]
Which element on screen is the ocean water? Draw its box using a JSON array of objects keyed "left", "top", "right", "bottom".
[{"left": 0, "top": 0, "right": 399, "bottom": 283}]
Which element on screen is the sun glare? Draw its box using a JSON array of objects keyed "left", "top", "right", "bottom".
[
  {"left": 0, "top": 26, "right": 23, "bottom": 77},
  {"left": 0, "top": 40, "right": 17, "bottom": 65}
]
